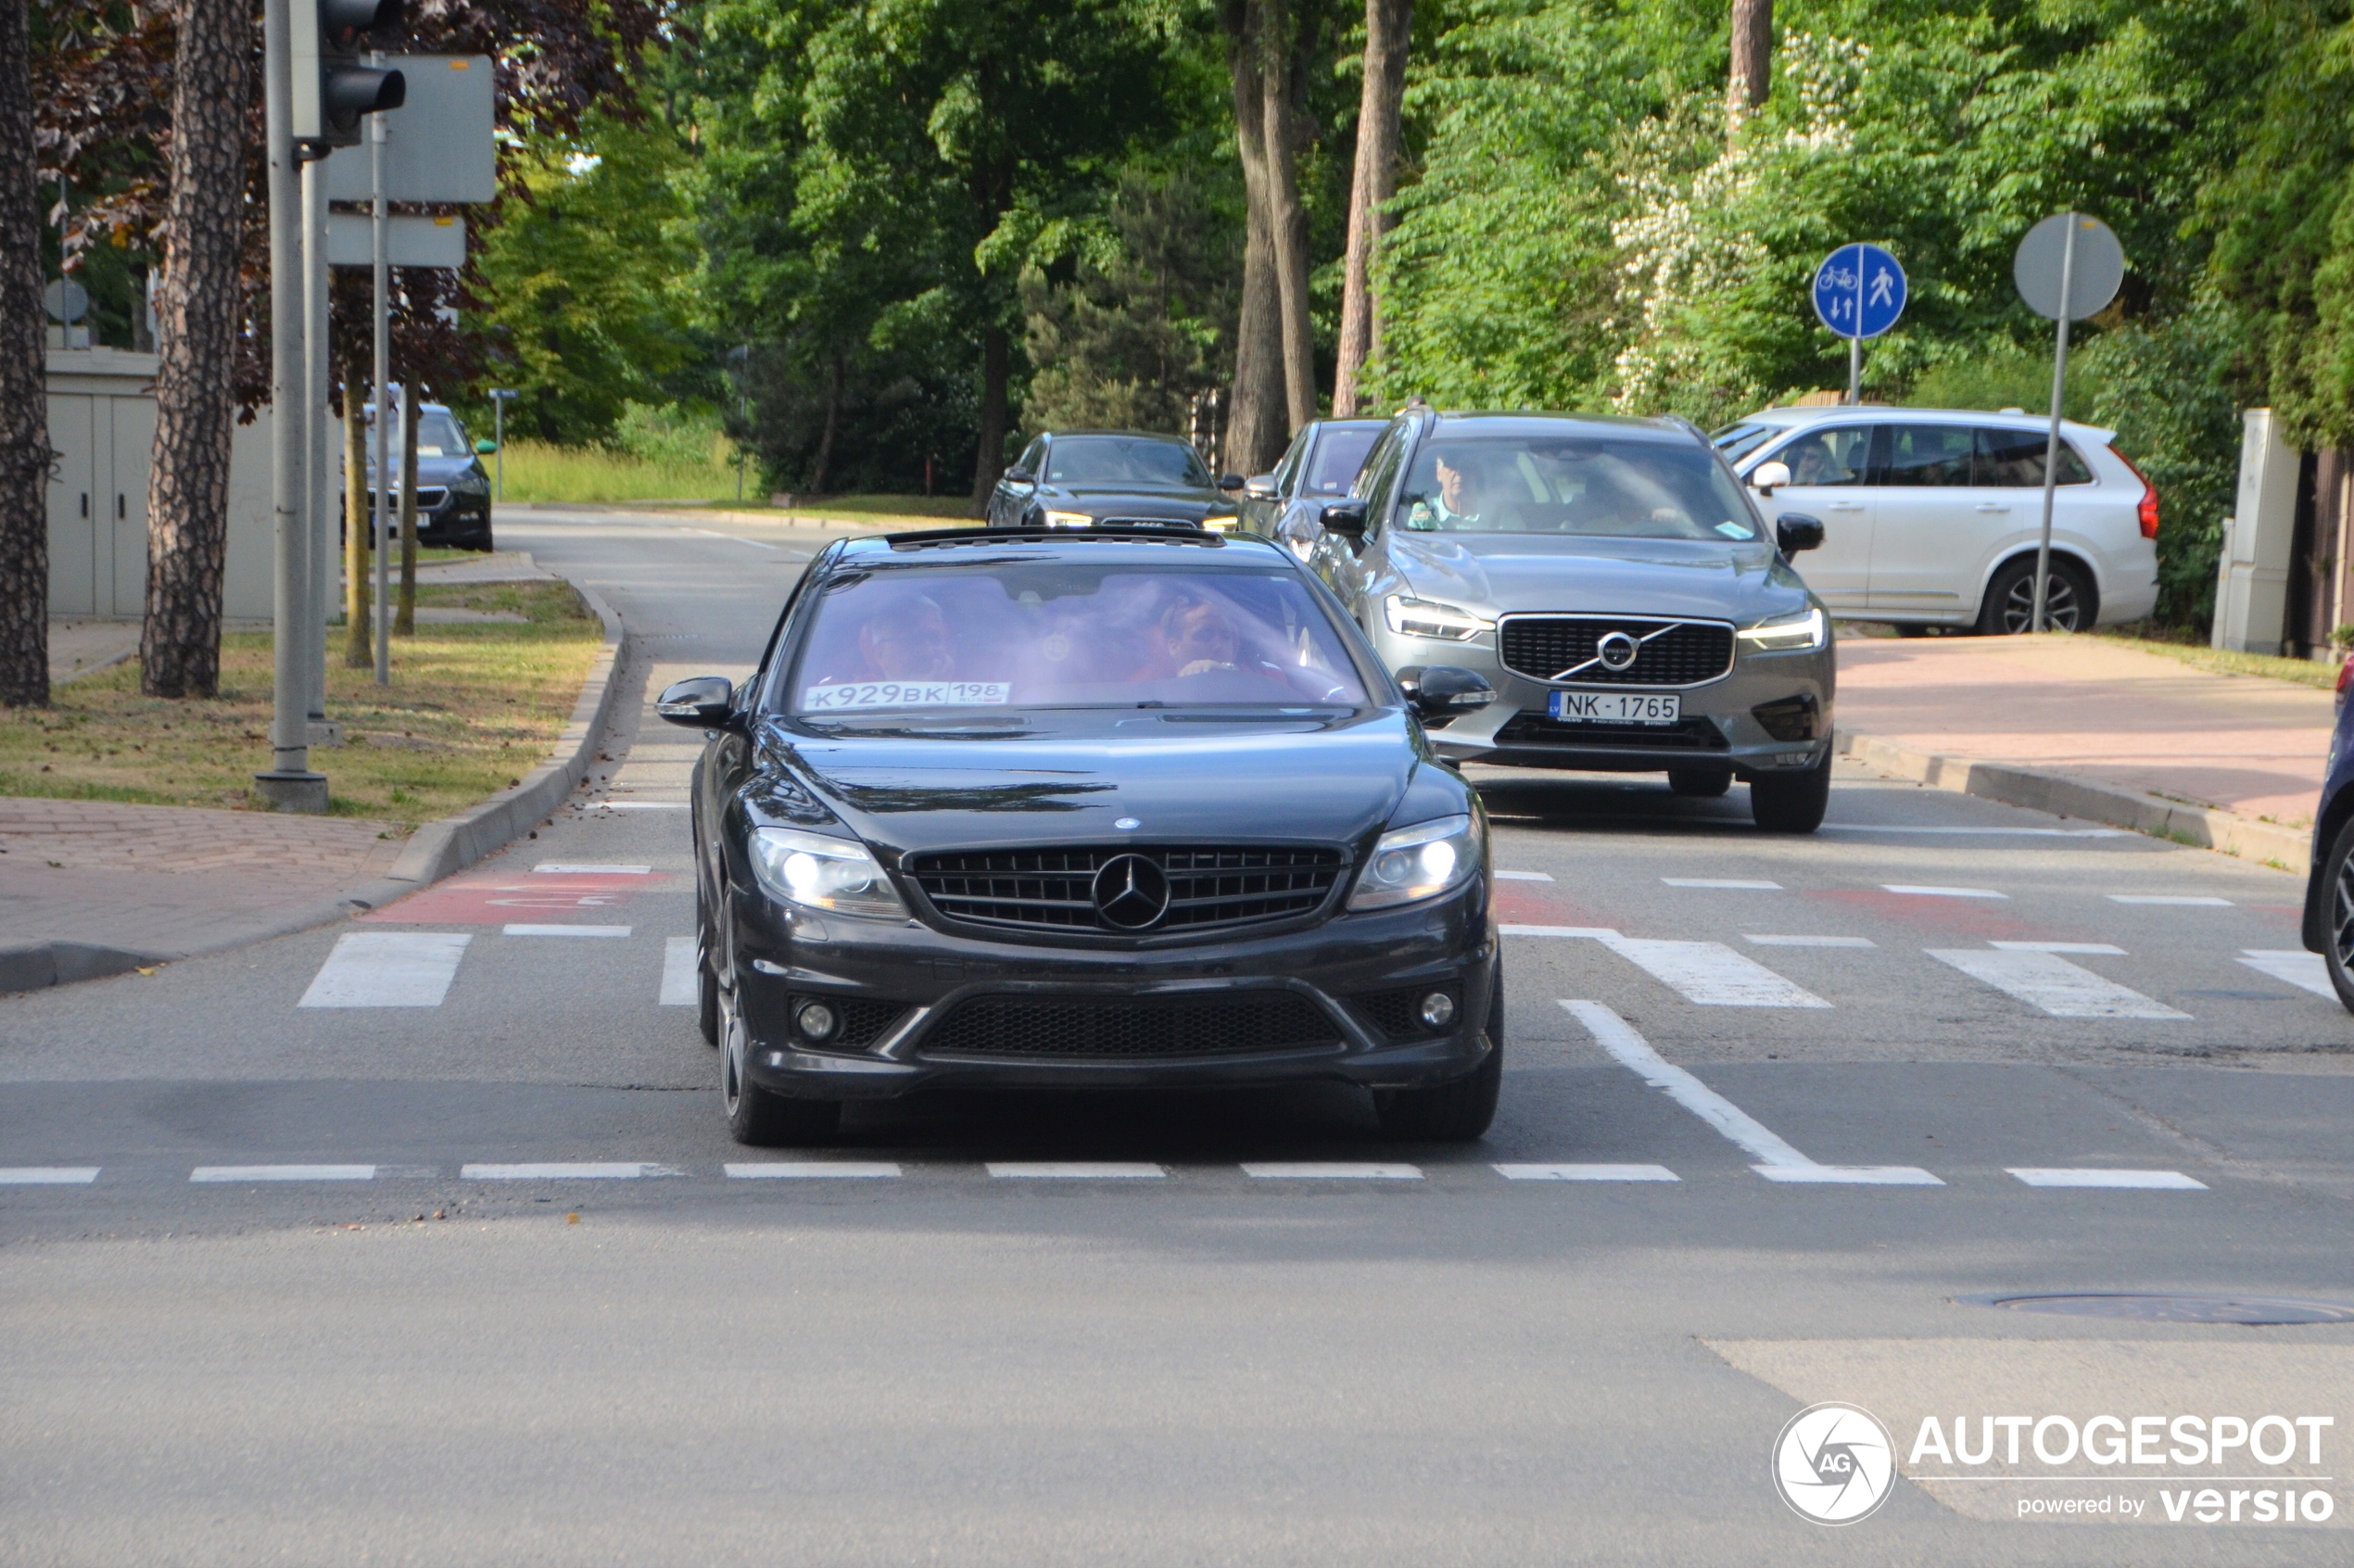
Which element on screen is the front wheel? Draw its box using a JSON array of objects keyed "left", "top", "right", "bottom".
[
  {"left": 1750, "top": 744, "right": 1832, "bottom": 833},
  {"left": 2317, "top": 816, "right": 2354, "bottom": 1016},
  {"left": 1374, "top": 1035, "right": 1501, "bottom": 1141},
  {"left": 721, "top": 990, "right": 842, "bottom": 1145}
]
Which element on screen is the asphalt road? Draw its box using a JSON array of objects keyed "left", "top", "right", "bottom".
[{"left": 2, "top": 507, "right": 2348, "bottom": 1566}]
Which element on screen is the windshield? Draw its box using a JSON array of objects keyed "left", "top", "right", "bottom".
[
  {"left": 1303, "top": 428, "right": 1381, "bottom": 496},
  {"left": 366, "top": 411, "right": 469, "bottom": 459},
  {"left": 1396, "top": 436, "right": 1759, "bottom": 542},
  {"left": 1711, "top": 422, "right": 1782, "bottom": 462},
  {"left": 1044, "top": 436, "right": 1212, "bottom": 488},
  {"left": 783, "top": 564, "right": 1371, "bottom": 714}
]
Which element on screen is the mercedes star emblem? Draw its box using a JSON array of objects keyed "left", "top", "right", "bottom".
[
  {"left": 1596, "top": 630, "right": 1640, "bottom": 672},
  {"left": 1114, "top": 816, "right": 1141, "bottom": 829},
  {"left": 1092, "top": 853, "right": 1171, "bottom": 929}
]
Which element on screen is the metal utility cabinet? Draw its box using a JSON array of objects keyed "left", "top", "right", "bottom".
[
  {"left": 2213, "top": 408, "right": 2298, "bottom": 655},
  {"left": 44, "top": 347, "right": 274, "bottom": 623}
]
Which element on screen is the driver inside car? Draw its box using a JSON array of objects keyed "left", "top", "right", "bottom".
[{"left": 854, "top": 592, "right": 956, "bottom": 681}]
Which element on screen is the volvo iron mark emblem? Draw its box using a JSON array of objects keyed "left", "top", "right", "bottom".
[
  {"left": 1093, "top": 853, "right": 1171, "bottom": 929},
  {"left": 1596, "top": 630, "right": 1640, "bottom": 673}
]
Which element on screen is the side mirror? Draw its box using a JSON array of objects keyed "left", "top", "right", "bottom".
[
  {"left": 1319, "top": 499, "right": 1369, "bottom": 539},
  {"left": 1749, "top": 460, "right": 1791, "bottom": 496},
  {"left": 1244, "top": 474, "right": 1280, "bottom": 502},
  {"left": 1003, "top": 464, "right": 1035, "bottom": 486},
  {"left": 1396, "top": 664, "right": 1495, "bottom": 719},
  {"left": 1775, "top": 512, "right": 1826, "bottom": 554},
  {"left": 655, "top": 676, "right": 737, "bottom": 730},
  {"left": 474, "top": 437, "right": 498, "bottom": 455},
  {"left": 1218, "top": 472, "right": 1247, "bottom": 491}
]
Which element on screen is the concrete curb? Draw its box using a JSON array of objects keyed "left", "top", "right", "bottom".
[
  {"left": 1838, "top": 732, "right": 2312, "bottom": 876},
  {"left": 2, "top": 581, "right": 628, "bottom": 995}
]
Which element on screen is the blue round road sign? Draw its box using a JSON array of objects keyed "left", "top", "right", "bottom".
[{"left": 1812, "top": 244, "right": 1906, "bottom": 340}]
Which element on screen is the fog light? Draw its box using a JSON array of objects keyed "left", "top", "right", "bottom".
[
  {"left": 1418, "top": 992, "right": 1457, "bottom": 1030},
  {"left": 795, "top": 1001, "right": 840, "bottom": 1043}
]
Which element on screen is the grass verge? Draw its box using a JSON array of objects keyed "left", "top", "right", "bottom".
[
  {"left": 492, "top": 438, "right": 741, "bottom": 504},
  {"left": 2096, "top": 625, "right": 2340, "bottom": 691},
  {"left": 0, "top": 580, "right": 601, "bottom": 829}
]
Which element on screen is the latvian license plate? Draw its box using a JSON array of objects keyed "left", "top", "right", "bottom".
[{"left": 1549, "top": 690, "right": 1680, "bottom": 725}]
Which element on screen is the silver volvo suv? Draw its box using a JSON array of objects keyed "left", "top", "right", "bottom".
[{"left": 1307, "top": 409, "right": 1837, "bottom": 832}]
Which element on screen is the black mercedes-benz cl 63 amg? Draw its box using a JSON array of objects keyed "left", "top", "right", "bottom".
[{"left": 658, "top": 525, "right": 1502, "bottom": 1146}]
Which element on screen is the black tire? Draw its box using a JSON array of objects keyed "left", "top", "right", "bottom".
[
  {"left": 2317, "top": 816, "right": 2354, "bottom": 1016},
  {"left": 1979, "top": 555, "right": 2095, "bottom": 635},
  {"left": 1374, "top": 975, "right": 1503, "bottom": 1142},
  {"left": 1750, "top": 742, "right": 1832, "bottom": 833},
  {"left": 697, "top": 942, "right": 721, "bottom": 1046},
  {"left": 721, "top": 992, "right": 841, "bottom": 1145},
  {"left": 1668, "top": 767, "right": 1732, "bottom": 798}
]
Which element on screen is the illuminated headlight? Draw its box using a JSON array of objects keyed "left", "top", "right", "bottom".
[
  {"left": 1201, "top": 512, "right": 1239, "bottom": 532},
  {"left": 748, "top": 828, "right": 908, "bottom": 920},
  {"left": 1736, "top": 605, "right": 1828, "bottom": 653},
  {"left": 1384, "top": 595, "right": 1495, "bottom": 644},
  {"left": 1042, "top": 510, "right": 1094, "bottom": 528},
  {"left": 1348, "top": 814, "right": 1483, "bottom": 912}
]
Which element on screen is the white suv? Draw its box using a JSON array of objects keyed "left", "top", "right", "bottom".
[{"left": 1713, "top": 407, "right": 2160, "bottom": 633}]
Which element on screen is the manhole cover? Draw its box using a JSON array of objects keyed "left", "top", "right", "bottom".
[{"left": 1961, "top": 1293, "right": 2354, "bottom": 1325}]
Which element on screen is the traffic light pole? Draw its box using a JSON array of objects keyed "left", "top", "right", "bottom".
[
  {"left": 255, "top": 0, "right": 327, "bottom": 811},
  {"left": 370, "top": 75, "right": 390, "bottom": 687},
  {"left": 301, "top": 156, "right": 338, "bottom": 743}
]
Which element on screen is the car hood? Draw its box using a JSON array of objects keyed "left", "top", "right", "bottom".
[
  {"left": 1044, "top": 483, "right": 1229, "bottom": 519},
  {"left": 766, "top": 709, "right": 1420, "bottom": 861},
  {"left": 1386, "top": 531, "right": 1812, "bottom": 620}
]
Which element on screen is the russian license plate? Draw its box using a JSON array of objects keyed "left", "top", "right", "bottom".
[{"left": 1549, "top": 690, "right": 1680, "bottom": 725}]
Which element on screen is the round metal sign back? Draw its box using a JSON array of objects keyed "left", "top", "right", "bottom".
[
  {"left": 2013, "top": 213, "right": 2124, "bottom": 322},
  {"left": 1811, "top": 244, "right": 1906, "bottom": 340}
]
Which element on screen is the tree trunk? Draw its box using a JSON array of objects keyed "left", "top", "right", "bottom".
[
  {"left": 140, "top": 0, "right": 250, "bottom": 698},
  {"left": 1333, "top": 0, "right": 1411, "bottom": 417},
  {"left": 344, "top": 389, "right": 370, "bottom": 666},
  {"left": 394, "top": 387, "right": 417, "bottom": 636},
  {"left": 0, "top": 0, "right": 48, "bottom": 707},
  {"left": 967, "top": 323, "right": 1008, "bottom": 516},
  {"left": 1259, "top": 0, "right": 1317, "bottom": 435},
  {"left": 1221, "top": 0, "right": 1287, "bottom": 476},
  {"left": 1727, "top": 0, "right": 1772, "bottom": 127},
  {"left": 811, "top": 350, "right": 842, "bottom": 496}
]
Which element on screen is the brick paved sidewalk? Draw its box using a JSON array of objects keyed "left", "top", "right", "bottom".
[
  {"left": 0, "top": 798, "right": 405, "bottom": 960},
  {"left": 1836, "top": 633, "right": 2332, "bottom": 831}
]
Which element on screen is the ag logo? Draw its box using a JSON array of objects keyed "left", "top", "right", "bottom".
[{"left": 1771, "top": 1402, "right": 1896, "bottom": 1524}]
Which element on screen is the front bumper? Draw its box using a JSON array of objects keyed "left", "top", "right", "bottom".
[
  {"left": 724, "top": 879, "right": 1497, "bottom": 1100},
  {"left": 1376, "top": 626, "right": 1833, "bottom": 776}
]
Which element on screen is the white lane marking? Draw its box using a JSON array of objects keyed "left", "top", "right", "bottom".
[
  {"left": 1494, "top": 1163, "right": 1679, "bottom": 1182},
  {"left": 502, "top": 924, "right": 634, "bottom": 938},
  {"left": 191, "top": 1165, "right": 375, "bottom": 1182},
  {"left": 685, "top": 527, "right": 781, "bottom": 550},
  {"left": 725, "top": 1162, "right": 902, "bottom": 1179},
  {"left": 1746, "top": 934, "right": 1877, "bottom": 948},
  {"left": 1602, "top": 937, "right": 1830, "bottom": 1007},
  {"left": 985, "top": 1162, "right": 1165, "bottom": 1179},
  {"left": 299, "top": 932, "right": 472, "bottom": 1008},
  {"left": 0, "top": 1167, "right": 99, "bottom": 1184},
  {"left": 1241, "top": 1163, "right": 1421, "bottom": 1180},
  {"left": 1495, "top": 870, "right": 1554, "bottom": 881},
  {"left": 1502, "top": 925, "right": 1621, "bottom": 939},
  {"left": 2238, "top": 949, "right": 2335, "bottom": 999},
  {"left": 1928, "top": 949, "right": 2188, "bottom": 1019},
  {"left": 2108, "top": 894, "right": 2232, "bottom": 905},
  {"left": 1823, "top": 825, "right": 2130, "bottom": 838},
  {"left": 660, "top": 937, "right": 698, "bottom": 1005},
  {"left": 1561, "top": 1001, "right": 1940, "bottom": 1184},
  {"left": 1663, "top": 878, "right": 1782, "bottom": 890},
  {"left": 1991, "top": 941, "right": 2129, "bottom": 955},
  {"left": 534, "top": 864, "right": 652, "bottom": 875},
  {"left": 2007, "top": 1168, "right": 2208, "bottom": 1189},
  {"left": 1883, "top": 884, "right": 2006, "bottom": 899},
  {"left": 460, "top": 1162, "right": 684, "bottom": 1180}
]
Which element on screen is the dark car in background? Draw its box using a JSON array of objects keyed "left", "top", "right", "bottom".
[
  {"left": 1310, "top": 408, "right": 1838, "bottom": 832},
  {"left": 1237, "top": 417, "right": 1388, "bottom": 559},
  {"left": 352, "top": 402, "right": 495, "bottom": 551},
  {"left": 2301, "top": 665, "right": 2354, "bottom": 1011},
  {"left": 985, "top": 431, "right": 1244, "bottom": 532},
  {"left": 660, "top": 525, "right": 1503, "bottom": 1147}
]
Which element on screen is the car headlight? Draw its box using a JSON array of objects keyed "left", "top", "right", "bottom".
[
  {"left": 1042, "top": 510, "right": 1093, "bottom": 528},
  {"left": 748, "top": 827, "right": 908, "bottom": 920},
  {"left": 1201, "top": 511, "right": 1238, "bottom": 532},
  {"left": 1384, "top": 595, "right": 1495, "bottom": 644},
  {"left": 1736, "top": 605, "right": 1828, "bottom": 653},
  {"left": 1348, "top": 813, "right": 1483, "bottom": 911}
]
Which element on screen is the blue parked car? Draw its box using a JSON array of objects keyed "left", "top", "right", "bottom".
[{"left": 2302, "top": 660, "right": 2354, "bottom": 1009}]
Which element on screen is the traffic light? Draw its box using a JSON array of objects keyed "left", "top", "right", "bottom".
[{"left": 291, "top": 0, "right": 407, "bottom": 152}]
